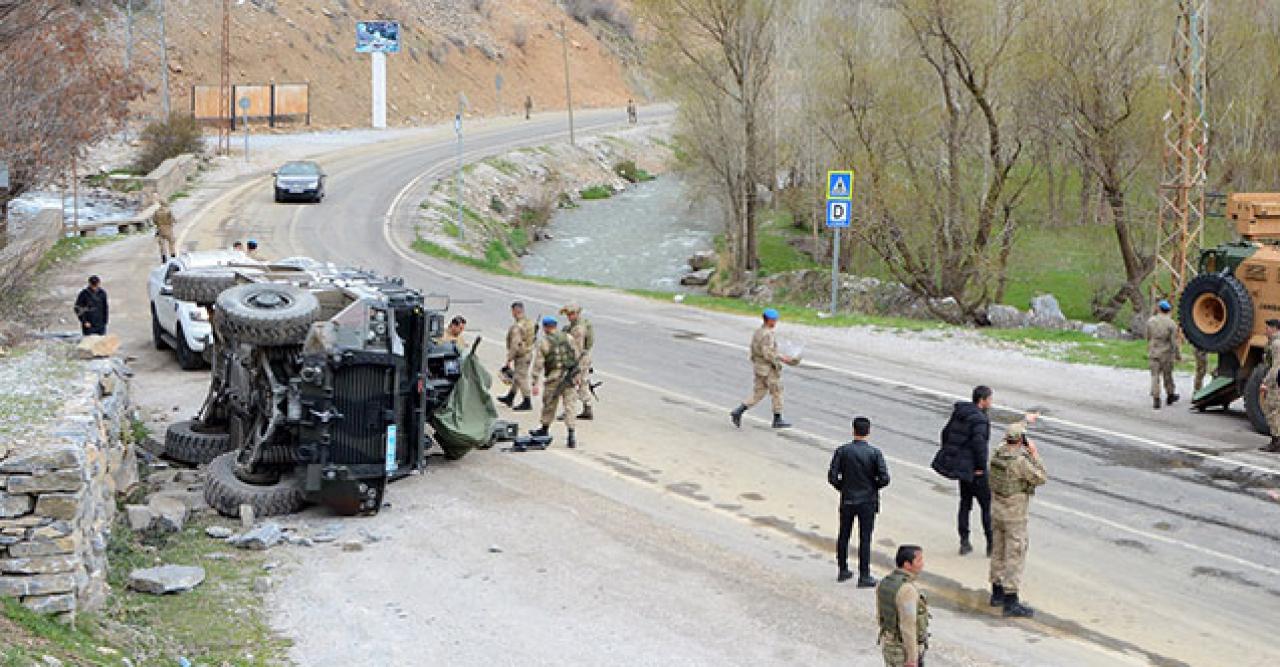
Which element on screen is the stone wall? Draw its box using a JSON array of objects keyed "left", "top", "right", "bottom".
[
  {"left": 0, "top": 354, "right": 135, "bottom": 617},
  {"left": 138, "top": 154, "right": 198, "bottom": 202}
]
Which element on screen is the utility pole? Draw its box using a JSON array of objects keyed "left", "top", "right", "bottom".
[
  {"left": 559, "top": 20, "right": 575, "bottom": 146},
  {"left": 157, "top": 0, "right": 170, "bottom": 118},
  {"left": 125, "top": 0, "right": 134, "bottom": 71},
  {"left": 217, "top": 0, "right": 231, "bottom": 155}
]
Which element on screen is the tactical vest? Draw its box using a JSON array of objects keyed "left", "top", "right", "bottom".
[
  {"left": 989, "top": 448, "right": 1034, "bottom": 497},
  {"left": 877, "top": 570, "right": 928, "bottom": 643},
  {"left": 544, "top": 331, "right": 577, "bottom": 373},
  {"left": 518, "top": 318, "right": 537, "bottom": 349},
  {"left": 568, "top": 318, "right": 594, "bottom": 352}
]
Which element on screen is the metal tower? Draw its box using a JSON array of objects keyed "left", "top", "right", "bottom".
[
  {"left": 217, "top": 0, "right": 231, "bottom": 155},
  {"left": 1154, "top": 0, "right": 1209, "bottom": 300}
]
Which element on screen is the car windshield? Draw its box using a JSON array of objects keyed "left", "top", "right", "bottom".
[{"left": 278, "top": 162, "right": 319, "bottom": 176}]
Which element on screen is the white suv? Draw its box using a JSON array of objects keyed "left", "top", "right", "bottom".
[{"left": 148, "top": 250, "right": 252, "bottom": 369}]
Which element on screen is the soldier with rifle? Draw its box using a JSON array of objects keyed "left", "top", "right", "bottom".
[{"left": 530, "top": 316, "right": 582, "bottom": 448}]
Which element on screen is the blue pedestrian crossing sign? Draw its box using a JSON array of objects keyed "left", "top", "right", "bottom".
[
  {"left": 826, "top": 200, "right": 851, "bottom": 228},
  {"left": 827, "top": 170, "right": 854, "bottom": 200}
]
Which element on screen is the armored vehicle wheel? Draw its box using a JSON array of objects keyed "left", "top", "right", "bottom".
[
  {"left": 164, "top": 419, "right": 232, "bottom": 466},
  {"left": 172, "top": 269, "right": 239, "bottom": 305},
  {"left": 204, "top": 452, "right": 307, "bottom": 518},
  {"left": 1179, "top": 273, "right": 1253, "bottom": 353},
  {"left": 215, "top": 283, "right": 320, "bottom": 347},
  {"left": 1243, "top": 365, "right": 1272, "bottom": 435}
]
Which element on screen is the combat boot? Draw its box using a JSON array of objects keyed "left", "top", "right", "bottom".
[
  {"left": 1152, "top": 397, "right": 1161, "bottom": 409},
  {"left": 1261, "top": 436, "right": 1280, "bottom": 453},
  {"left": 530, "top": 425, "right": 550, "bottom": 437},
  {"left": 497, "top": 390, "right": 516, "bottom": 407},
  {"left": 959, "top": 538, "right": 973, "bottom": 556},
  {"left": 513, "top": 397, "right": 532, "bottom": 411},
  {"left": 730, "top": 404, "right": 747, "bottom": 428},
  {"left": 566, "top": 428, "right": 577, "bottom": 449},
  {"left": 989, "top": 583, "right": 1006, "bottom": 607},
  {"left": 1167, "top": 393, "right": 1180, "bottom": 406},
  {"left": 771, "top": 414, "right": 792, "bottom": 429},
  {"left": 855, "top": 574, "right": 877, "bottom": 588},
  {"left": 576, "top": 405, "right": 594, "bottom": 420},
  {"left": 1002, "top": 592, "right": 1034, "bottom": 618}
]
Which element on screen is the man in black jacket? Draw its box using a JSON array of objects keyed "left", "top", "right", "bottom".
[
  {"left": 828, "top": 416, "right": 890, "bottom": 587},
  {"left": 940, "top": 385, "right": 994, "bottom": 556},
  {"left": 73, "top": 275, "right": 109, "bottom": 336}
]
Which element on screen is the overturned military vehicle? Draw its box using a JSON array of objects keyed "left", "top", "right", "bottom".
[{"left": 162, "top": 258, "right": 499, "bottom": 517}]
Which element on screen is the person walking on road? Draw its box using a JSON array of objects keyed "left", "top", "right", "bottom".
[
  {"left": 74, "top": 275, "right": 109, "bottom": 336},
  {"left": 562, "top": 302, "right": 595, "bottom": 420},
  {"left": 939, "top": 385, "right": 994, "bottom": 556},
  {"left": 828, "top": 416, "right": 890, "bottom": 587},
  {"left": 626, "top": 99, "right": 637, "bottom": 124},
  {"left": 531, "top": 316, "right": 581, "bottom": 448},
  {"left": 876, "top": 545, "right": 929, "bottom": 667},
  {"left": 1147, "top": 300, "right": 1181, "bottom": 409},
  {"left": 730, "top": 308, "right": 796, "bottom": 429},
  {"left": 524, "top": 95, "right": 533, "bottom": 120},
  {"left": 987, "top": 420, "right": 1048, "bottom": 618},
  {"left": 1257, "top": 319, "right": 1280, "bottom": 452},
  {"left": 152, "top": 194, "right": 177, "bottom": 263},
  {"left": 499, "top": 302, "right": 536, "bottom": 412}
]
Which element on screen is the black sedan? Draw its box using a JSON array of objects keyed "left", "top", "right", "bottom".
[{"left": 273, "top": 161, "right": 326, "bottom": 203}]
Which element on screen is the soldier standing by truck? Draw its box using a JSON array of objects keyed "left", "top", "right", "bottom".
[
  {"left": 152, "top": 194, "right": 177, "bottom": 263},
  {"left": 729, "top": 308, "right": 795, "bottom": 429},
  {"left": 562, "top": 302, "right": 595, "bottom": 420},
  {"left": 1256, "top": 319, "right": 1280, "bottom": 452},
  {"left": 499, "top": 302, "right": 535, "bottom": 412},
  {"left": 987, "top": 420, "right": 1047, "bottom": 618},
  {"left": 531, "top": 316, "right": 581, "bottom": 448},
  {"left": 1147, "top": 300, "right": 1181, "bottom": 409}
]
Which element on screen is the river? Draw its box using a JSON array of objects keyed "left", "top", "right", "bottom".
[{"left": 521, "top": 178, "right": 718, "bottom": 292}]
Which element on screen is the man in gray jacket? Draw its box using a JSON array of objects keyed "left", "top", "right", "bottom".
[{"left": 829, "top": 416, "right": 890, "bottom": 587}]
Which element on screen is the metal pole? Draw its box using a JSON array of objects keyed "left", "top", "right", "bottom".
[
  {"left": 243, "top": 118, "right": 249, "bottom": 162},
  {"left": 455, "top": 112, "right": 464, "bottom": 239},
  {"left": 560, "top": 21, "right": 575, "bottom": 146},
  {"left": 125, "top": 0, "right": 134, "bottom": 71},
  {"left": 158, "top": 0, "right": 170, "bottom": 117},
  {"left": 830, "top": 226, "right": 840, "bottom": 315}
]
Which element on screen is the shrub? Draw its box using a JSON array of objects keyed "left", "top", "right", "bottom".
[
  {"left": 613, "top": 160, "right": 654, "bottom": 183},
  {"left": 564, "top": 0, "right": 634, "bottom": 38},
  {"left": 489, "top": 195, "right": 507, "bottom": 214},
  {"left": 135, "top": 114, "right": 203, "bottom": 175},
  {"left": 579, "top": 184, "right": 613, "bottom": 200}
]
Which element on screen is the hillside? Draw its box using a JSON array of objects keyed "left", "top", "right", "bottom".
[{"left": 150, "top": 0, "right": 644, "bottom": 128}]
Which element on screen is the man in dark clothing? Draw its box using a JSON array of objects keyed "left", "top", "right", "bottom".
[
  {"left": 74, "top": 275, "right": 109, "bottom": 335},
  {"left": 828, "top": 416, "right": 890, "bottom": 587},
  {"left": 940, "top": 385, "right": 993, "bottom": 556}
]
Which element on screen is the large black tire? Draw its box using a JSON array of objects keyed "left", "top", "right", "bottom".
[
  {"left": 204, "top": 451, "right": 307, "bottom": 518},
  {"left": 214, "top": 283, "right": 320, "bottom": 347},
  {"left": 164, "top": 419, "right": 232, "bottom": 466},
  {"left": 1179, "top": 273, "right": 1254, "bottom": 353},
  {"left": 151, "top": 307, "right": 166, "bottom": 350},
  {"left": 1244, "top": 365, "right": 1271, "bottom": 435},
  {"left": 174, "top": 323, "right": 205, "bottom": 370},
  {"left": 172, "top": 270, "right": 239, "bottom": 305}
]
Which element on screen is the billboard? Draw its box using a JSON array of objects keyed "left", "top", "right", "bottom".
[{"left": 356, "top": 20, "right": 401, "bottom": 54}]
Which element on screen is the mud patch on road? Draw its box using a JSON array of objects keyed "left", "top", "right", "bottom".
[
  {"left": 670, "top": 330, "right": 704, "bottom": 340},
  {"left": 1113, "top": 538, "right": 1152, "bottom": 553},
  {"left": 659, "top": 394, "right": 715, "bottom": 416},
  {"left": 739, "top": 492, "right": 765, "bottom": 502},
  {"left": 596, "top": 456, "right": 658, "bottom": 484},
  {"left": 1153, "top": 521, "right": 1175, "bottom": 531},
  {"left": 714, "top": 503, "right": 742, "bottom": 512},
  {"left": 1191, "top": 565, "right": 1280, "bottom": 598},
  {"left": 666, "top": 481, "right": 711, "bottom": 502},
  {"left": 749, "top": 515, "right": 836, "bottom": 553}
]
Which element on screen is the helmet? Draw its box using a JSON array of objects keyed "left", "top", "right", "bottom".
[
  {"left": 1158, "top": 300, "right": 1171, "bottom": 312},
  {"left": 560, "top": 302, "right": 581, "bottom": 315},
  {"left": 541, "top": 316, "right": 558, "bottom": 327},
  {"left": 1004, "top": 422, "right": 1027, "bottom": 443},
  {"left": 762, "top": 308, "right": 780, "bottom": 321}
]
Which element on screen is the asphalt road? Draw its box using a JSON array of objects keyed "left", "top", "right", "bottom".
[{"left": 89, "top": 108, "right": 1280, "bottom": 666}]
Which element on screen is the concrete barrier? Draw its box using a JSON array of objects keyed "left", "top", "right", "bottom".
[
  {"left": 136, "top": 154, "right": 198, "bottom": 202},
  {"left": 73, "top": 203, "right": 159, "bottom": 238}
]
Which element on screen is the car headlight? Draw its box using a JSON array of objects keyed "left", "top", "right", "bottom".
[{"left": 188, "top": 307, "right": 211, "bottom": 322}]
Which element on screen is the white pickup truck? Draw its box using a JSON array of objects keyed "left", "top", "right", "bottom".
[{"left": 148, "top": 250, "right": 252, "bottom": 369}]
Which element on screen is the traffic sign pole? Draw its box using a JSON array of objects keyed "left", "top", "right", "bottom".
[
  {"left": 825, "top": 170, "right": 855, "bottom": 316},
  {"left": 831, "top": 227, "right": 840, "bottom": 316}
]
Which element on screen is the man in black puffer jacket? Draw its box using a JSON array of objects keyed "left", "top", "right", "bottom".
[{"left": 940, "top": 385, "right": 994, "bottom": 556}]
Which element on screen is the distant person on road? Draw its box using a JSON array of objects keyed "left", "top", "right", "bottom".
[
  {"left": 1147, "top": 300, "right": 1181, "bottom": 409},
  {"left": 828, "top": 416, "right": 889, "bottom": 587},
  {"left": 152, "top": 194, "right": 177, "bottom": 264},
  {"left": 626, "top": 99, "right": 637, "bottom": 124},
  {"left": 730, "top": 308, "right": 796, "bottom": 429},
  {"left": 937, "top": 385, "right": 994, "bottom": 556},
  {"left": 876, "top": 545, "right": 928, "bottom": 667},
  {"left": 562, "top": 302, "right": 595, "bottom": 420},
  {"left": 441, "top": 315, "right": 468, "bottom": 349},
  {"left": 1257, "top": 319, "right": 1280, "bottom": 452},
  {"left": 499, "top": 302, "right": 536, "bottom": 412},
  {"left": 232, "top": 241, "right": 245, "bottom": 252},
  {"left": 524, "top": 95, "right": 533, "bottom": 120},
  {"left": 987, "top": 419, "right": 1047, "bottom": 618},
  {"left": 74, "top": 275, "right": 109, "bottom": 336},
  {"left": 246, "top": 239, "right": 262, "bottom": 261},
  {"left": 530, "top": 316, "right": 582, "bottom": 448}
]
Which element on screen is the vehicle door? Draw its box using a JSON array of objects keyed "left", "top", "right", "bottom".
[{"left": 156, "top": 260, "right": 183, "bottom": 333}]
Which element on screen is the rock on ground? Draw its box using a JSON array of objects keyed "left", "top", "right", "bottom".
[
  {"left": 231, "top": 522, "right": 283, "bottom": 550},
  {"left": 127, "top": 565, "right": 206, "bottom": 595}
]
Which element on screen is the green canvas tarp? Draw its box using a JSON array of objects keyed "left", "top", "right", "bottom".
[{"left": 430, "top": 344, "right": 499, "bottom": 460}]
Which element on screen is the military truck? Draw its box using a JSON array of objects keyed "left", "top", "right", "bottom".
[
  {"left": 1183, "top": 193, "right": 1280, "bottom": 433},
  {"left": 162, "top": 258, "right": 501, "bottom": 517}
]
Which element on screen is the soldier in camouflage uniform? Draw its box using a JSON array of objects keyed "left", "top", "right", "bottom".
[
  {"left": 1146, "top": 300, "right": 1181, "bottom": 409},
  {"left": 876, "top": 545, "right": 928, "bottom": 667},
  {"left": 531, "top": 316, "right": 581, "bottom": 448},
  {"left": 730, "top": 308, "right": 795, "bottom": 429},
  {"left": 987, "top": 421, "right": 1047, "bottom": 618},
  {"left": 562, "top": 302, "right": 595, "bottom": 420},
  {"left": 153, "top": 195, "right": 177, "bottom": 264},
  {"left": 1257, "top": 319, "right": 1280, "bottom": 452},
  {"left": 499, "top": 302, "right": 536, "bottom": 412}
]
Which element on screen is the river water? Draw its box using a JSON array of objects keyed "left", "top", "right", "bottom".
[{"left": 521, "top": 178, "right": 718, "bottom": 291}]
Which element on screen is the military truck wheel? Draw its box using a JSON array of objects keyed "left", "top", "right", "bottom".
[
  {"left": 164, "top": 419, "right": 232, "bottom": 466},
  {"left": 171, "top": 269, "right": 239, "bottom": 305},
  {"left": 204, "top": 451, "right": 307, "bottom": 518},
  {"left": 1243, "top": 365, "right": 1272, "bottom": 435},
  {"left": 1179, "top": 273, "right": 1254, "bottom": 353},
  {"left": 214, "top": 283, "right": 320, "bottom": 347}
]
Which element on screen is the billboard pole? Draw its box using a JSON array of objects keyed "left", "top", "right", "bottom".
[{"left": 371, "top": 50, "right": 387, "bottom": 129}]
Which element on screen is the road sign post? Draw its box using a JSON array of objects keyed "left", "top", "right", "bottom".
[
  {"left": 357, "top": 20, "right": 401, "bottom": 129},
  {"left": 825, "top": 170, "right": 854, "bottom": 316},
  {"left": 239, "top": 96, "right": 251, "bottom": 161}
]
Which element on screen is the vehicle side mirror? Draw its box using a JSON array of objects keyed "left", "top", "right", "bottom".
[
  {"left": 160, "top": 285, "right": 174, "bottom": 297},
  {"left": 271, "top": 171, "right": 278, "bottom": 177}
]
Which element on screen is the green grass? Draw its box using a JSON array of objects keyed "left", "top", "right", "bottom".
[
  {"left": 2, "top": 599, "right": 116, "bottom": 666},
  {"left": 508, "top": 227, "right": 529, "bottom": 253},
  {"left": 411, "top": 237, "right": 595, "bottom": 287},
  {"left": 443, "top": 220, "right": 462, "bottom": 239},
  {"left": 36, "top": 236, "right": 119, "bottom": 272},
  {"left": 614, "top": 160, "right": 655, "bottom": 183},
  {"left": 485, "top": 240, "right": 512, "bottom": 266},
  {"left": 168, "top": 190, "right": 189, "bottom": 202},
  {"left": 484, "top": 157, "right": 520, "bottom": 176},
  {"left": 758, "top": 210, "right": 823, "bottom": 274},
  {"left": 981, "top": 327, "right": 1200, "bottom": 372},
  {"left": 579, "top": 185, "right": 613, "bottom": 200}
]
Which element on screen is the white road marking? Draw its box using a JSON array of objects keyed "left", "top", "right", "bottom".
[{"left": 693, "top": 335, "right": 1280, "bottom": 479}]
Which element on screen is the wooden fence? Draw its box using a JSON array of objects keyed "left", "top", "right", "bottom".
[{"left": 191, "top": 82, "right": 310, "bottom": 127}]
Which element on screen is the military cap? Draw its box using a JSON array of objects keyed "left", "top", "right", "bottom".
[
  {"left": 541, "top": 316, "right": 558, "bottom": 327},
  {"left": 1158, "top": 300, "right": 1172, "bottom": 312},
  {"left": 762, "top": 308, "right": 780, "bottom": 320},
  {"left": 560, "top": 302, "right": 581, "bottom": 315}
]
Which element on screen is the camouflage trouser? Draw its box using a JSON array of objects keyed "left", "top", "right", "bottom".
[
  {"left": 576, "top": 351, "right": 594, "bottom": 408},
  {"left": 1194, "top": 349, "right": 1208, "bottom": 392},
  {"left": 1263, "top": 387, "right": 1280, "bottom": 436},
  {"left": 881, "top": 638, "right": 925, "bottom": 667},
  {"left": 1149, "top": 357, "right": 1175, "bottom": 399},
  {"left": 510, "top": 353, "right": 532, "bottom": 398},
  {"left": 744, "top": 370, "right": 783, "bottom": 413},
  {"left": 156, "top": 231, "right": 176, "bottom": 258},
  {"left": 989, "top": 515, "right": 1029, "bottom": 593},
  {"left": 540, "top": 373, "right": 578, "bottom": 429}
]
